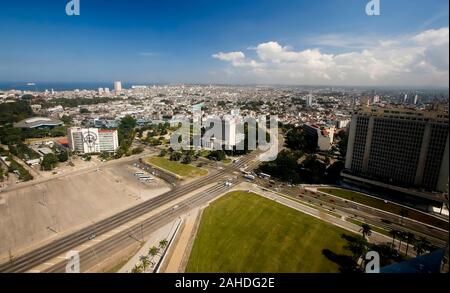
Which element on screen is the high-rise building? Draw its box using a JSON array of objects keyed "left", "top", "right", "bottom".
[
  {"left": 305, "top": 94, "right": 314, "bottom": 107},
  {"left": 344, "top": 105, "right": 449, "bottom": 197},
  {"left": 373, "top": 95, "right": 380, "bottom": 104},
  {"left": 223, "top": 115, "right": 237, "bottom": 150},
  {"left": 67, "top": 128, "right": 119, "bottom": 154},
  {"left": 114, "top": 81, "right": 122, "bottom": 93}
]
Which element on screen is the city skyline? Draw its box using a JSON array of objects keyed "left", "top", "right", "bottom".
[{"left": 0, "top": 0, "right": 448, "bottom": 87}]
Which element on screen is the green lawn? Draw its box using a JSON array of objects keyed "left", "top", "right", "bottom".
[
  {"left": 186, "top": 191, "right": 355, "bottom": 273},
  {"left": 318, "top": 188, "right": 448, "bottom": 230},
  {"left": 146, "top": 157, "right": 208, "bottom": 178}
]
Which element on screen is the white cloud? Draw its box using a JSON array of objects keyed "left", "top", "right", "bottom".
[
  {"left": 212, "top": 27, "right": 449, "bottom": 86},
  {"left": 139, "top": 52, "right": 158, "bottom": 57},
  {"left": 212, "top": 51, "right": 262, "bottom": 68}
]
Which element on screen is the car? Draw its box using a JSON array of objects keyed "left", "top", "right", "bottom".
[{"left": 88, "top": 233, "right": 96, "bottom": 240}]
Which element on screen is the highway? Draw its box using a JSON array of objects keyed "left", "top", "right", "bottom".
[
  {"left": 0, "top": 151, "right": 261, "bottom": 272},
  {"left": 274, "top": 185, "right": 448, "bottom": 247}
]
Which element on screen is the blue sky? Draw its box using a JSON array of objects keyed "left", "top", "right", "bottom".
[{"left": 0, "top": 0, "right": 448, "bottom": 86}]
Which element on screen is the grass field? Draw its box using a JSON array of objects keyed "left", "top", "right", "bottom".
[
  {"left": 318, "top": 188, "right": 448, "bottom": 230},
  {"left": 186, "top": 191, "right": 355, "bottom": 273},
  {"left": 146, "top": 157, "right": 207, "bottom": 178}
]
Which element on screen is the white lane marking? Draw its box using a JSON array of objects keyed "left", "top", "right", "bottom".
[{"left": 44, "top": 263, "right": 55, "bottom": 266}]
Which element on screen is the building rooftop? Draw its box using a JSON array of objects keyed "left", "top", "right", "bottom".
[{"left": 14, "top": 117, "right": 63, "bottom": 129}]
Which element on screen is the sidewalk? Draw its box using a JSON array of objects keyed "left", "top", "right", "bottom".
[
  {"left": 118, "top": 218, "right": 182, "bottom": 273},
  {"left": 163, "top": 208, "right": 201, "bottom": 273}
]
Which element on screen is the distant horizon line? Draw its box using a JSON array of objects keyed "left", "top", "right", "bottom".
[{"left": 1, "top": 81, "right": 449, "bottom": 90}]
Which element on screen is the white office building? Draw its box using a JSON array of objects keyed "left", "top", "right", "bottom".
[
  {"left": 67, "top": 128, "right": 119, "bottom": 154},
  {"left": 114, "top": 81, "right": 122, "bottom": 93}
]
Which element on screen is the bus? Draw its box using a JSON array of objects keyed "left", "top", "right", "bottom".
[
  {"left": 244, "top": 174, "right": 256, "bottom": 180},
  {"left": 259, "top": 172, "right": 271, "bottom": 180}
]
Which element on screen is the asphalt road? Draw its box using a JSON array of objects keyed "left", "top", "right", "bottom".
[
  {"left": 274, "top": 185, "right": 448, "bottom": 247},
  {"left": 0, "top": 151, "right": 261, "bottom": 272}
]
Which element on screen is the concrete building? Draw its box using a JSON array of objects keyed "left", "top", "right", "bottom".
[
  {"left": 14, "top": 117, "right": 63, "bottom": 129},
  {"left": 223, "top": 115, "right": 237, "bottom": 150},
  {"left": 336, "top": 119, "right": 351, "bottom": 129},
  {"left": 114, "top": 81, "right": 122, "bottom": 93},
  {"left": 302, "top": 124, "right": 335, "bottom": 151},
  {"left": 67, "top": 127, "right": 119, "bottom": 154},
  {"left": 344, "top": 105, "right": 449, "bottom": 198},
  {"left": 305, "top": 94, "right": 314, "bottom": 108}
]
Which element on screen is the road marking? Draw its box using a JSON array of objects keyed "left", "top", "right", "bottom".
[
  {"left": 44, "top": 262, "right": 55, "bottom": 266},
  {"left": 81, "top": 244, "right": 90, "bottom": 248},
  {"left": 57, "top": 256, "right": 67, "bottom": 260},
  {"left": 92, "top": 240, "right": 101, "bottom": 242},
  {"left": 103, "top": 234, "right": 112, "bottom": 237},
  {"left": 28, "top": 270, "right": 41, "bottom": 273}
]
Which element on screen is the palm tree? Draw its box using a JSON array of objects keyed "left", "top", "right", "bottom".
[
  {"left": 360, "top": 224, "right": 372, "bottom": 239},
  {"left": 140, "top": 255, "right": 150, "bottom": 272},
  {"left": 404, "top": 232, "right": 415, "bottom": 256},
  {"left": 414, "top": 237, "right": 431, "bottom": 256},
  {"left": 131, "top": 264, "right": 142, "bottom": 273},
  {"left": 148, "top": 246, "right": 159, "bottom": 258},
  {"left": 159, "top": 239, "right": 169, "bottom": 250},
  {"left": 389, "top": 229, "right": 398, "bottom": 248},
  {"left": 345, "top": 237, "right": 369, "bottom": 265},
  {"left": 394, "top": 230, "right": 405, "bottom": 253}
]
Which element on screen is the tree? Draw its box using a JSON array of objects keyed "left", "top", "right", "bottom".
[
  {"left": 117, "top": 115, "right": 137, "bottom": 157},
  {"left": 159, "top": 239, "right": 169, "bottom": 250},
  {"left": 131, "top": 264, "right": 142, "bottom": 273},
  {"left": 58, "top": 151, "right": 69, "bottom": 163},
  {"left": 344, "top": 235, "right": 369, "bottom": 264},
  {"left": 258, "top": 149, "right": 302, "bottom": 183},
  {"left": 389, "top": 229, "right": 399, "bottom": 248},
  {"left": 140, "top": 255, "right": 150, "bottom": 271},
  {"left": 61, "top": 115, "right": 73, "bottom": 126},
  {"left": 41, "top": 153, "right": 58, "bottom": 171},
  {"left": 404, "top": 232, "right": 415, "bottom": 256},
  {"left": 0, "top": 101, "right": 34, "bottom": 124},
  {"left": 79, "top": 108, "right": 90, "bottom": 114},
  {"left": 148, "top": 246, "right": 159, "bottom": 258},
  {"left": 159, "top": 149, "right": 167, "bottom": 157},
  {"left": 414, "top": 237, "right": 431, "bottom": 256},
  {"left": 208, "top": 150, "right": 226, "bottom": 161},
  {"left": 396, "top": 231, "right": 405, "bottom": 252},
  {"left": 360, "top": 224, "right": 372, "bottom": 239},
  {"left": 170, "top": 151, "right": 182, "bottom": 161},
  {"left": 131, "top": 147, "right": 144, "bottom": 155}
]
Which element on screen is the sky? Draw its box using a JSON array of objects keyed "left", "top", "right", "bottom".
[{"left": 0, "top": 0, "right": 448, "bottom": 87}]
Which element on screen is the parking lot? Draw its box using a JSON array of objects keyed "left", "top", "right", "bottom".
[{"left": 0, "top": 160, "right": 171, "bottom": 261}]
